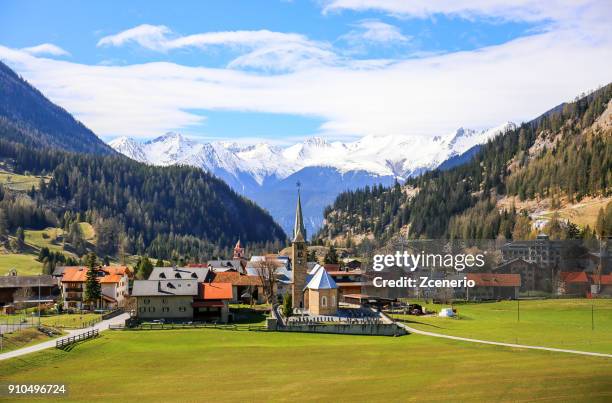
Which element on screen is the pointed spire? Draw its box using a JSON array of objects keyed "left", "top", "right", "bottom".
[{"left": 293, "top": 186, "right": 306, "bottom": 242}]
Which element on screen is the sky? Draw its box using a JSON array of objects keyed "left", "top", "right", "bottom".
[{"left": 0, "top": 0, "right": 611, "bottom": 144}]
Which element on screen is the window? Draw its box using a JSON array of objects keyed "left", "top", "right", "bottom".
[
  {"left": 162, "top": 298, "right": 168, "bottom": 304},
  {"left": 144, "top": 298, "right": 150, "bottom": 305},
  {"left": 162, "top": 307, "right": 169, "bottom": 313},
  {"left": 321, "top": 296, "right": 327, "bottom": 307}
]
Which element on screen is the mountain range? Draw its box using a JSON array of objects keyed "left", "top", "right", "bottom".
[{"left": 109, "top": 122, "right": 516, "bottom": 236}]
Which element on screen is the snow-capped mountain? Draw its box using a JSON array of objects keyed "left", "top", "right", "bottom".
[{"left": 109, "top": 123, "right": 516, "bottom": 236}]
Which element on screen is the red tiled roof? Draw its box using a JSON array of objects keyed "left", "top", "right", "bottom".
[
  {"left": 560, "top": 272, "right": 589, "bottom": 284},
  {"left": 61, "top": 267, "right": 87, "bottom": 282},
  {"left": 589, "top": 274, "right": 612, "bottom": 285},
  {"left": 323, "top": 264, "right": 341, "bottom": 272},
  {"left": 467, "top": 273, "right": 521, "bottom": 287},
  {"left": 62, "top": 266, "right": 128, "bottom": 283},
  {"left": 211, "top": 271, "right": 262, "bottom": 286},
  {"left": 201, "top": 283, "right": 233, "bottom": 300}
]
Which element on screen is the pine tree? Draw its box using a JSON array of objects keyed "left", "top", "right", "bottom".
[
  {"left": 0, "top": 209, "right": 7, "bottom": 241},
  {"left": 324, "top": 245, "right": 339, "bottom": 264},
  {"left": 84, "top": 253, "right": 101, "bottom": 310},
  {"left": 14, "top": 227, "right": 25, "bottom": 251},
  {"left": 282, "top": 293, "right": 293, "bottom": 318},
  {"left": 137, "top": 256, "right": 154, "bottom": 280}
]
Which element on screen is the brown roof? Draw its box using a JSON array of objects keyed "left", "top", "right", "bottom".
[
  {"left": 590, "top": 274, "right": 612, "bottom": 285},
  {"left": 61, "top": 267, "right": 87, "bottom": 282},
  {"left": 467, "top": 273, "right": 521, "bottom": 287},
  {"left": 62, "top": 266, "right": 129, "bottom": 283},
  {"left": 323, "top": 264, "right": 341, "bottom": 272},
  {"left": 211, "top": 271, "right": 262, "bottom": 286},
  {"left": 560, "top": 272, "right": 589, "bottom": 284},
  {"left": 201, "top": 283, "right": 233, "bottom": 300}
]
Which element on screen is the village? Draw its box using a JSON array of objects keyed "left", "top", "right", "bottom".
[{"left": 1, "top": 190, "right": 610, "bottom": 339}]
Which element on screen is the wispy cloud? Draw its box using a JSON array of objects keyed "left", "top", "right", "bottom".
[
  {"left": 21, "top": 43, "right": 70, "bottom": 57},
  {"left": 321, "top": 0, "right": 602, "bottom": 24},
  {"left": 97, "top": 24, "right": 336, "bottom": 71},
  {"left": 342, "top": 20, "right": 410, "bottom": 45},
  {"left": 0, "top": 1, "right": 610, "bottom": 141}
]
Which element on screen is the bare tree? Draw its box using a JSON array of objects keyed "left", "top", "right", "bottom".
[{"left": 253, "top": 257, "right": 282, "bottom": 304}]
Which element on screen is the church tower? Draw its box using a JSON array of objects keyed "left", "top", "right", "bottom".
[{"left": 291, "top": 187, "right": 308, "bottom": 309}]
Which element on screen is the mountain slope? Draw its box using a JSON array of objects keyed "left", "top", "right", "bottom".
[
  {"left": 109, "top": 124, "right": 515, "bottom": 236},
  {"left": 317, "top": 83, "right": 612, "bottom": 244},
  {"left": 0, "top": 61, "right": 114, "bottom": 155},
  {"left": 0, "top": 62, "right": 286, "bottom": 262}
]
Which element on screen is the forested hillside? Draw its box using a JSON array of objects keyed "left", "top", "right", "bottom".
[
  {"left": 0, "top": 62, "right": 286, "bottom": 267},
  {"left": 318, "top": 84, "right": 612, "bottom": 244},
  {"left": 0, "top": 62, "right": 114, "bottom": 155}
]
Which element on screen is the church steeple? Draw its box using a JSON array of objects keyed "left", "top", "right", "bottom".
[
  {"left": 293, "top": 186, "right": 306, "bottom": 242},
  {"left": 291, "top": 185, "right": 308, "bottom": 309}
]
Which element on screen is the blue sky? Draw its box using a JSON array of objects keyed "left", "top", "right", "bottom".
[{"left": 0, "top": 1, "right": 610, "bottom": 143}]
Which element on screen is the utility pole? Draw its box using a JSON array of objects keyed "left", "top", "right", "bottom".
[{"left": 38, "top": 274, "right": 41, "bottom": 327}]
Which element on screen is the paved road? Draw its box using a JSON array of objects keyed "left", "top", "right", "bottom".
[
  {"left": 0, "top": 313, "right": 130, "bottom": 361},
  {"left": 396, "top": 322, "right": 612, "bottom": 358}
]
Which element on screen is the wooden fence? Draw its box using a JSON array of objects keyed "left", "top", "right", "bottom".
[{"left": 55, "top": 329, "right": 99, "bottom": 349}]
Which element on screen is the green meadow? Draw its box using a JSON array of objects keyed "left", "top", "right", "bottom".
[
  {"left": 1, "top": 328, "right": 611, "bottom": 402},
  {"left": 392, "top": 299, "right": 612, "bottom": 354}
]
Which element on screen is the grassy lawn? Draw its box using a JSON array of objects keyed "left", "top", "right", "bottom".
[
  {"left": 0, "top": 327, "right": 62, "bottom": 353},
  {"left": 1, "top": 313, "right": 101, "bottom": 329},
  {"left": 391, "top": 299, "right": 612, "bottom": 354},
  {"left": 39, "top": 313, "right": 101, "bottom": 329},
  {"left": 0, "top": 253, "right": 42, "bottom": 275},
  {"left": 0, "top": 329, "right": 610, "bottom": 402}
]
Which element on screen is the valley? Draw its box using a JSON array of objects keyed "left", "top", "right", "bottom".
[{"left": 110, "top": 124, "right": 516, "bottom": 236}]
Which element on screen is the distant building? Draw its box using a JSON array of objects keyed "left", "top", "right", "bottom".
[
  {"left": 492, "top": 258, "right": 539, "bottom": 291},
  {"left": 61, "top": 266, "right": 131, "bottom": 310},
  {"left": 501, "top": 234, "right": 563, "bottom": 267},
  {"left": 207, "top": 259, "right": 245, "bottom": 273},
  {"left": 590, "top": 274, "right": 612, "bottom": 296},
  {"left": 291, "top": 188, "right": 308, "bottom": 309},
  {"left": 148, "top": 267, "right": 210, "bottom": 282},
  {"left": 303, "top": 267, "right": 338, "bottom": 316},
  {"left": 0, "top": 274, "right": 58, "bottom": 307},
  {"left": 132, "top": 279, "right": 198, "bottom": 320},
  {"left": 466, "top": 273, "right": 521, "bottom": 300},
  {"left": 193, "top": 283, "right": 233, "bottom": 322},
  {"left": 210, "top": 271, "right": 265, "bottom": 304},
  {"left": 558, "top": 272, "right": 590, "bottom": 296}
]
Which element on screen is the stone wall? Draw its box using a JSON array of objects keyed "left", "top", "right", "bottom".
[{"left": 270, "top": 322, "right": 406, "bottom": 336}]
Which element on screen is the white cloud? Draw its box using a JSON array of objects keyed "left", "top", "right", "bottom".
[
  {"left": 0, "top": 2, "right": 610, "bottom": 141},
  {"left": 21, "top": 43, "right": 70, "bottom": 57},
  {"left": 321, "top": 0, "right": 602, "bottom": 24},
  {"left": 97, "top": 24, "right": 335, "bottom": 71},
  {"left": 342, "top": 20, "right": 409, "bottom": 45}
]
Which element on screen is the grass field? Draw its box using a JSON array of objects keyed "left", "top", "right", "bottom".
[
  {"left": 1, "top": 313, "right": 102, "bottom": 329},
  {"left": 392, "top": 299, "right": 612, "bottom": 354},
  {"left": 0, "top": 327, "right": 62, "bottom": 353},
  {"left": 0, "top": 328, "right": 610, "bottom": 402},
  {"left": 0, "top": 253, "right": 42, "bottom": 275},
  {"left": 39, "top": 313, "right": 101, "bottom": 329},
  {"left": 0, "top": 169, "right": 48, "bottom": 192}
]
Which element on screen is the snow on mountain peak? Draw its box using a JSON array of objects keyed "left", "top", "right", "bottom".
[{"left": 109, "top": 123, "right": 515, "bottom": 184}]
